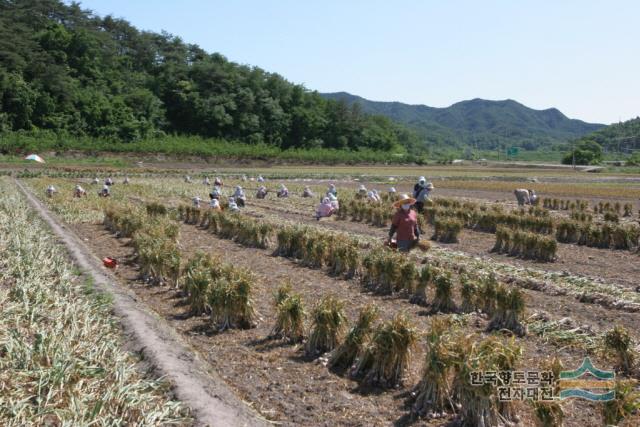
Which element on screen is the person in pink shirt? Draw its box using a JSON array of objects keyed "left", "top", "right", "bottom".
[
  {"left": 315, "top": 197, "right": 334, "bottom": 220},
  {"left": 388, "top": 194, "right": 420, "bottom": 252}
]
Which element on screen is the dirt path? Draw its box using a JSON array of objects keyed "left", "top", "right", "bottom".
[{"left": 15, "top": 179, "right": 269, "bottom": 427}]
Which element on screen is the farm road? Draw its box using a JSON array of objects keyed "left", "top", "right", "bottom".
[{"left": 14, "top": 178, "right": 269, "bottom": 427}]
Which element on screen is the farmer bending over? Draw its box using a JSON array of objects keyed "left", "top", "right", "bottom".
[
  {"left": 316, "top": 197, "right": 335, "bottom": 220},
  {"left": 192, "top": 196, "right": 202, "bottom": 208},
  {"left": 100, "top": 184, "right": 110, "bottom": 197},
  {"left": 209, "top": 198, "right": 222, "bottom": 210},
  {"left": 256, "top": 186, "right": 268, "bottom": 199},
  {"left": 233, "top": 186, "right": 246, "bottom": 207},
  {"left": 74, "top": 184, "right": 87, "bottom": 198},
  {"left": 203, "top": 176, "right": 210, "bottom": 186},
  {"left": 276, "top": 184, "right": 289, "bottom": 198},
  {"left": 326, "top": 184, "right": 338, "bottom": 198},
  {"left": 46, "top": 185, "right": 57, "bottom": 197},
  {"left": 214, "top": 177, "right": 223, "bottom": 187},
  {"left": 388, "top": 194, "right": 420, "bottom": 252},
  {"left": 356, "top": 184, "right": 367, "bottom": 199}
]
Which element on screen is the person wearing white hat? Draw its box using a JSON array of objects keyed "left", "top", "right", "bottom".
[
  {"left": 356, "top": 184, "right": 367, "bottom": 199},
  {"left": 203, "top": 176, "right": 211, "bottom": 186},
  {"left": 184, "top": 175, "right": 192, "bottom": 183},
  {"left": 327, "top": 193, "right": 340, "bottom": 210},
  {"left": 105, "top": 177, "right": 114, "bottom": 186},
  {"left": 192, "top": 196, "right": 202, "bottom": 208},
  {"left": 92, "top": 177, "right": 100, "bottom": 185},
  {"left": 46, "top": 185, "right": 57, "bottom": 198},
  {"left": 209, "top": 186, "right": 221, "bottom": 200},
  {"left": 209, "top": 198, "right": 222, "bottom": 210},
  {"left": 74, "top": 184, "right": 87, "bottom": 198},
  {"left": 100, "top": 184, "right": 110, "bottom": 197},
  {"left": 315, "top": 197, "right": 335, "bottom": 220},
  {"left": 388, "top": 194, "right": 420, "bottom": 252},
  {"left": 413, "top": 176, "right": 434, "bottom": 213},
  {"left": 372, "top": 189, "right": 381, "bottom": 202},
  {"left": 233, "top": 185, "right": 246, "bottom": 207},
  {"left": 326, "top": 184, "right": 338, "bottom": 198},
  {"left": 214, "top": 177, "right": 223, "bottom": 187},
  {"left": 276, "top": 184, "right": 289, "bottom": 198},
  {"left": 257, "top": 175, "right": 265, "bottom": 183},
  {"left": 302, "top": 186, "right": 314, "bottom": 198},
  {"left": 228, "top": 198, "right": 240, "bottom": 212},
  {"left": 256, "top": 185, "right": 268, "bottom": 199},
  {"left": 367, "top": 190, "right": 379, "bottom": 204}
]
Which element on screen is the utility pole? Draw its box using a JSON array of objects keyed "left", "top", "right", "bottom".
[{"left": 572, "top": 138, "right": 576, "bottom": 170}]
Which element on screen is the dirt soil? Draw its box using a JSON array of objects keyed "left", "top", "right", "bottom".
[
  {"left": 16, "top": 179, "right": 268, "bottom": 427},
  {"left": 70, "top": 215, "right": 639, "bottom": 427}
]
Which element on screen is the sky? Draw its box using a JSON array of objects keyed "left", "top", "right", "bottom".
[{"left": 74, "top": 0, "right": 639, "bottom": 125}]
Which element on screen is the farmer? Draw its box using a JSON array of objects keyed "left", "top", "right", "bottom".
[
  {"left": 228, "top": 198, "right": 240, "bottom": 212},
  {"left": 214, "top": 177, "right": 223, "bottom": 187},
  {"left": 413, "top": 176, "right": 434, "bottom": 213},
  {"left": 257, "top": 175, "right": 265, "bottom": 183},
  {"left": 276, "top": 184, "right": 289, "bottom": 198},
  {"left": 372, "top": 189, "right": 382, "bottom": 202},
  {"left": 100, "top": 184, "right": 110, "bottom": 197},
  {"left": 232, "top": 185, "right": 246, "bottom": 207},
  {"left": 367, "top": 190, "right": 380, "bottom": 204},
  {"left": 203, "top": 176, "right": 210, "bottom": 186},
  {"left": 105, "top": 177, "right": 114, "bottom": 186},
  {"left": 241, "top": 174, "right": 248, "bottom": 182},
  {"left": 316, "top": 197, "right": 335, "bottom": 220},
  {"left": 256, "top": 185, "right": 268, "bottom": 199},
  {"left": 328, "top": 193, "right": 340, "bottom": 210},
  {"left": 74, "top": 184, "right": 87, "bottom": 198},
  {"left": 192, "top": 196, "right": 202, "bottom": 208},
  {"left": 209, "top": 198, "right": 222, "bottom": 210},
  {"left": 209, "top": 187, "right": 221, "bottom": 200},
  {"left": 92, "top": 177, "right": 100, "bottom": 185},
  {"left": 388, "top": 187, "right": 397, "bottom": 200},
  {"left": 46, "top": 185, "right": 57, "bottom": 197},
  {"left": 356, "top": 184, "right": 367, "bottom": 199},
  {"left": 302, "top": 186, "right": 314, "bottom": 198},
  {"left": 388, "top": 194, "right": 420, "bottom": 252},
  {"left": 326, "top": 184, "right": 338, "bottom": 198},
  {"left": 514, "top": 189, "right": 537, "bottom": 205},
  {"left": 184, "top": 175, "right": 192, "bottom": 183},
  {"left": 123, "top": 176, "right": 130, "bottom": 185}
]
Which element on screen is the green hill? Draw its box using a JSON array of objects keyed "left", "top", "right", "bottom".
[
  {"left": 321, "top": 92, "right": 604, "bottom": 153},
  {"left": 573, "top": 117, "right": 640, "bottom": 155},
  {"left": 0, "top": 0, "right": 420, "bottom": 161}
]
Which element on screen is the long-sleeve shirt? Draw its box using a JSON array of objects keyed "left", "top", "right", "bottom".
[{"left": 390, "top": 209, "right": 419, "bottom": 241}]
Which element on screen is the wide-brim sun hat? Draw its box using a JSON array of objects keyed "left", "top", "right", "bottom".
[
  {"left": 426, "top": 183, "right": 434, "bottom": 190},
  {"left": 393, "top": 194, "right": 416, "bottom": 208}
]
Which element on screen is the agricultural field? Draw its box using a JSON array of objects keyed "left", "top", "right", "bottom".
[{"left": 3, "top": 164, "right": 640, "bottom": 426}]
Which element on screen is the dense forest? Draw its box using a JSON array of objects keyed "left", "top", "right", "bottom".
[
  {"left": 0, "top": 0, "right": 420, "bottom": 158},
  {"left": 573, "top": 117, "right": 640, "bottom": 154},
  {"left": 322, "top": 92, "right": 604, "bottom": 152}
]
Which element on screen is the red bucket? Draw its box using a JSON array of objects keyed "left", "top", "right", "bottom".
[{"left": 103, "top": 257, "right": 118, "bottom": 269}]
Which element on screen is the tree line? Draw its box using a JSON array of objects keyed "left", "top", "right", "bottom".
[{"left": 0, "top": 0, "right": 420, "bottom": 155}]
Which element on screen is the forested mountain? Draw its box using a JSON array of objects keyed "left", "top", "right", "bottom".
[
  {"left": 573, "top": 117, "right": 640, "bottom": 154},
  {"left": 0, "top": 0, "right": 419, "bottom": 155},
  {"left": 321, "top": 92, "right": 604, "bottom": 152}
]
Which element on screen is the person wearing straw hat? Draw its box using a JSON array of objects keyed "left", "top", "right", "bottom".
[
  {"left": 388, "top": 194, "right": 420, "bottom": 252},
  {"left": 413, "top": 176, "right": 434, "bottom": 213}
]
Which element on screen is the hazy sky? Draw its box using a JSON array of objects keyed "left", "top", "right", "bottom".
[{"left": 75, "top": 0, "right": 639, "bottom": 124}]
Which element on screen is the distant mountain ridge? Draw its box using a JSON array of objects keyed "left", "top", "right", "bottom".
[{"left": 320, "top": 92, "right": 605, "bottom": 152}]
